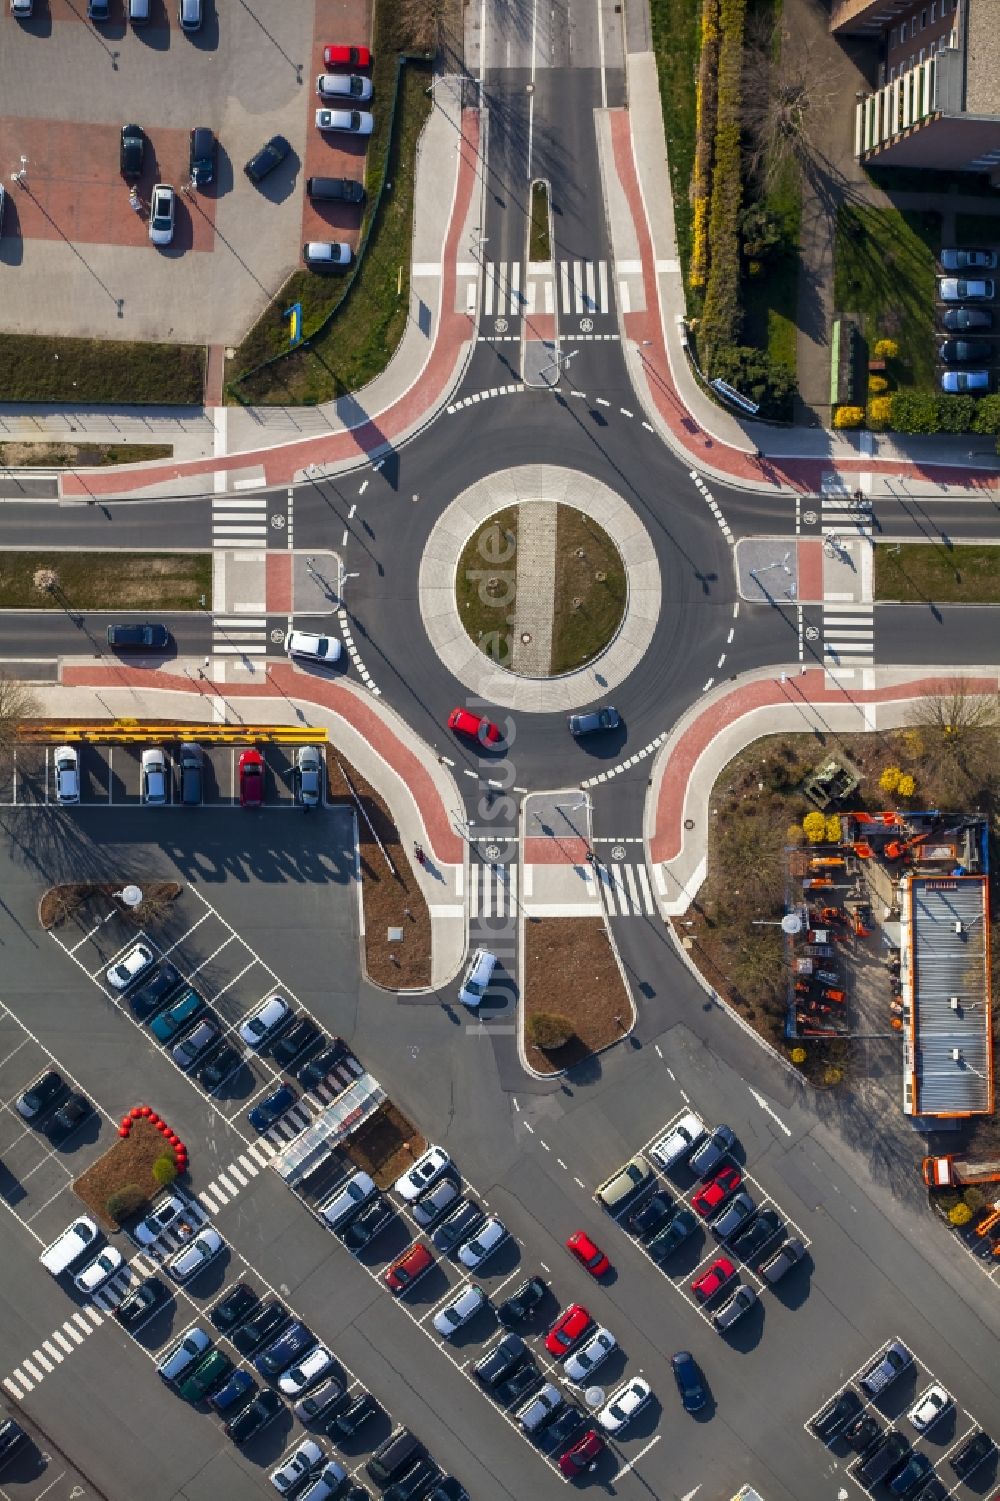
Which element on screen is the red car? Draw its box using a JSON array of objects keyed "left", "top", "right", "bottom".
[
  {"left": 565, "top": 1231, "right": 611, "bottom": 1278},
  {"left": 323, "top": 43, "right": 372, "bottom": 68},
  {"left": 238, "top": 748, "right": 264, "bottom": 807},
  {"left": 448, "top": 707, "right": 501, "bottom": 746},
  {"left": 384, "top": 1241, "right": 434, "bottom": 1295},
  {"left": 558, "top": 1428, "right": 606, "bottom": 1478},
  {"left": 544, "top": 1303, "right": 591, "bottom": 1357},
  {"left": 691, "top": 1257, "right": 736, "bottom": 1303},
  {"left": 692, "top": 1165, "right": 743, "bottom": 1219}
]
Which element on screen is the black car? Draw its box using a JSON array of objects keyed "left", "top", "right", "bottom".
[
  {"left": 811, "top": 1388, "right": 862, "bottom": 1443},
  {"left": 939, "top": 338, "right": 992, "bottom": 364},
  {"left": 16, "top": 1070, "right": 65, "bottom": 1120},
  {"left": 305, "top": 175, "right": 366, "bottom": 204},
  {"left": 115, "top": 1276, "right": 171, "bottom": 1332},
  {"left": 0, "top": 1418, "right": 26, "bottom": 1462},
  {"left": 48, "top": 1092, "right": 94, "bottom": 1143},
  {"left": 297, "top": 1039, "right": 349, "bottom": 1090},
  {"left": 845, "top": 1412, "right": 884, "bottom": 1456},
  {"left": 496, "top": 1359, "right": 543, "bottom": 1407},
  {"left": 497, "top": 1276, "right": 546, "bottom": 1327},
  {"left": 254, "top": 1320, "right": 315, "bottom": 1379},
  {"left": 730, "top": 1208, "right": 783, "bottom": 1262},
  {"left": 197, "top": 1044, "right": 243, "bottom": 1092},
  {"left": 543, "top": 1405, "right": 584, "bottom": 1451},
  {"left": 231, "top": 1299, "right": 289, "bottom": 1357},
  {"left": 130, "top": 962, "right": 182, "bottom": 1020},
  {"left": 210, "top": 1282, "right": 260, "bottom": 1334},
  {"left": 384, "top": 1459, "right": 440, "bottom": 1501},
  {"left": 342, "top": 1196, "right": 393, "bottom": 1251},
  {"left": 941, "top": 306, "right": 993, "bottom": 331},
  {"left": 647, "top": 1207, "right": 698, "bottom": 1262},
  {"left": 427, "top": 1480, "right": 468, "bottom": 1501},
  {"left": 106, "top": 622, "right": 170, "bottom": 651},
  {"left": 888, "top": 1453, "right": 934, "bottom": 1497},
  {"left": 245, "top": 134, "right": 291, "bottom": 184},
  {"left": 474, "top": 1333, "right": 528, "bottom": 1390},
  {"left": 858, "top": 1432, "right": 911, "bottom": 1488},
  {"left": 120, "top": 123, "right": 145, "bottom": 180},
  {"left": 951, "top": 1429, "right": 995, "bottom": 1481},
  {"left": 911, "top": 1479, "right": 948, "bottom": 1501},
  {"left": 626, "top": 1190, "right": 674, "bottom": 1242},
  {"left": 432, "top": 1199, "right": 484, "bottom": 1254},
  {"left": 671, "top": 1350, "right": 707, "bottom": 1413},
  {"left": 224, "top": 1387, "right": 282, "bottom": 1443},
  {"left": 330, "top": 1390, "right": 381, "bottom": 1439},
  {"left": 188, "top": 127, "right": 215, "bottom": 188},
  {"left": 273, "top": 1017, "right": 323, "bottom": 1067}
]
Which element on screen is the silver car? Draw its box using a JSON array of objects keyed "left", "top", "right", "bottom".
[
  {"left": 148, "top": 184, "right": 175, "bottom": 247},
  {"left": 432, "top": 1283, "right": 487, "bottom": 1339},
  {"left": 564, "top": 1326, "right": 616, "bottom": 1383},
  {"left": 296, "top": 746, "right": 323, "bottom": 807},
  {"left": 712, "top": 1284, "right": 757, "bottom": 1332},
  {"left": 54, "top": 745, "right": 80, "bottom": 804},
  {"left": 141, "top": 746, "right": 168, "bottom": 804}
]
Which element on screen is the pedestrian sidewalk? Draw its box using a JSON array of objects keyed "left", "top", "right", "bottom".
[
  {"left": 57, "top": 77, "right": 484, "bottom": 500},
  {"left": 645, "top": 665, "right": 1000, "bottom": 916},
  {"left": 48, "top": 664, "right": 467, "bottom": 987}
]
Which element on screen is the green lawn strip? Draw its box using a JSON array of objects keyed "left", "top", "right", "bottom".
[
  {"left": 834, "top": 204, "right": 939, "bottom": 388},
  {"left": 953, "top": 212, "right": 1000, "bottom": 247},
  {"left": 228, "top": 48, "right": 432, "bottom": 403},
  {"left": 550, "top": 509, "right": 626, "bottom": 675},
  {"left": 649, "top": 0, "right": 701, "bottom": 286},
  {"left": 874, "top": 543, "right": 1000, "bottom": 604},
  {"left": 0, "top": 553, "right": 212, "bottom": 611},
  {"left": 454, "top": 508, "right": 519, "bottom": 664},
  {"left": 0, "top": 443, "right": 172, "bottom": 468},
  {"left": 0, "top": 334, "right": 203, "bottom": 405},
  {"left": 741, "top": 159, "right": 800, "bottom": 377},
  {"left": 529, "top": 181, "right": 551, "bottom": 262}
]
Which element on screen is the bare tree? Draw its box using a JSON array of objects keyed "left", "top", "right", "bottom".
[
  {"left": 0, "top": 674, "right": 40, "bottom": 750},
  {"left": 905, "top": 682, "right": 1000, "bottom": 807},
  {"left": 741, "top": 14, "right": 838, "bottom": 191}
]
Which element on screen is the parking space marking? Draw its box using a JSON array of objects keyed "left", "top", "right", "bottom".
[
  {"left": 184, "top": 934, "right": 236, "bottom": 981},
  {"left": 159, "top": 910, "right": 213, "bottom": 961},
  {"left": 209, "top": 958, "right": 261, "bottom": 1002}
]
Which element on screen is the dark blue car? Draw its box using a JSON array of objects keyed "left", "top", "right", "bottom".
[
  {"left": 254, "top": 1320, "right": 316, "bottom": 1380},
  {"left": 209, "top": 1369, "right": 257, "bottom": 1414},
  {"left": 248, "top": 1083, "right": 297, "bottom": 1134},
  {"left": 671, "top": 1350, "right": 707, "bottom": 1413}
]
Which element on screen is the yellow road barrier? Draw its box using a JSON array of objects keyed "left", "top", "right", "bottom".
[{"left": 20, "top": 723, "right": 327, "bottom": 746}]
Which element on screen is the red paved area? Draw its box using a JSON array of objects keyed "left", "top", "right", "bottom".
[
  {"left": 60, "top": 662, "right": 465, "bottom": 865},
  {"left": 524, "top": 835, "right": 590, "bottom": 865},
  {"left": 524, "top": 312, "right": 556, "bottom": 343},
  {"left": 299, "top": 0, "right": 370, "bottom": 252},
  {"left": 650, "top": 670, "right": 999, "bottom": 866},
  {"left": 266, "top": 552, "right": 293, "bottom": 613},
  {"left": 0, "top": 119, "right": 217, "bottom": 252},
  {"left": 796, "top": 538, "right": 824, "bottom": 604},
  {"left": 62, "top": 107, "right": 479, "bottom": 498}
]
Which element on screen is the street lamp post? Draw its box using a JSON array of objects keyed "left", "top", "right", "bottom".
[{"left": 537, "top": 348, "right": 578, "bottom": 384}]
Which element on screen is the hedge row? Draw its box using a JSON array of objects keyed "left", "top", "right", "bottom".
[
  {"left": 888, "top": 390, "right": 1000, "bottom": 435},
  {"left": 689, "top": 0, "right": 720, "bottom": 290},
  {"left": 698, "top": 0, "right": 748, "bottom": 364}
]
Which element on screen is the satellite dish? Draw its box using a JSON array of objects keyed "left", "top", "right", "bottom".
[
  {"left": 120, "top": 885, "right": 143, "bottom": 909},
  {"left": 781, "top": 912, "right": 803, "bottom": 935}
]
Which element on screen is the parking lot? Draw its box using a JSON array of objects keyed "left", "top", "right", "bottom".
[
  {"left": 806, "top": 1336, "right": 996, "bottom": 1498},
  {"left": 0, "top": 0, "right": 347, "bottom": 343}
]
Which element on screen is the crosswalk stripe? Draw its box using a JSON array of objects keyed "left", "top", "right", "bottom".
[
  {"left": 622, "top": 863, "right": 642, "bottom": 911},
  {"left": 84, "top": 1307, "right": 103, "bottom": 1327},
  {"left": 63, "top": 1320, "right": 84, "bottom": 1345},
  {"left": 227, "top": 1163, "right": 249, "bottom": 1187},
  {"left": 31, "top": 1349, "right": 54, "bottom": 1374},
  {"left": 484, "top": 261, "right": 496, "bottom": 316},
  {"left": 42, "top": 1340, "right": 63, "bottom": 1363},
  {"left": 525, "top": 278, "right": 536, "bottom": 315},
  {"left": 560, "top": 261, "right": 571, "bottom": 316},
  {"left": 237, "top": 1154, "right": 259, "bottom": 1177},
  {"left": 3, "top": 1376, "right": 27, "bottom": 1397},
  {"left": 545, "top": 279, "right": 554, "bottom": 314},
  {"left": 585, "top": 261, "right": 596, "bottom": 312},
  {"left": 510, "top": 259, "right": 521, "bottom": 314},
  {"left": 248, "top": 1139, "right": 276, "bottom": 1163},
  {"left": 598, "top": 260, "right": 609, "bottom": 313}
]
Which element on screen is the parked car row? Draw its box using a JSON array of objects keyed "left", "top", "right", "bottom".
[
  {"left": 12, "top": 0, "right": 204, "bottom": 26},
  {"left": 810, "top": 1345, "right": 995, "bottom": 1498},
  {"left": 936, "top": 248, "right": 998, "bottom": 393},
  {"left": 303, "top": 41, "right": 374, "bottom": 272},
  {"left": 51, "top": 740, "right": 325, "bottom": 808}
]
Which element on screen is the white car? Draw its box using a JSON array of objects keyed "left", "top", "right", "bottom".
[
  {"left": 148, "top": 183, "right": 176, "bottom": 246},
  {"left": 908, "top": 1382, "right": 952, "bottom": 1432},
  {"left": 130, "top": 1192, "right": 188, "bottom": 1247},
  {"left": 597, "top": 1376, "right": 652, "bottom": 1433},
  {"left": 166, "top": 1226, "right": 224, "bottom": 1282},
  {"left": 432, "top": 1283, "right": 487, "bottom": 1339},
  {"left": 278, "top": 1343, "right": 336, "bottom": 1396},
  {"left": 285, "top": 630, "right": 343, "bottom": 666},
  {"left": 316, "top": 72, "right": 373, "bottom": 101},
  {"left": 315, "top": 108, "right": 374, "bottom": 136},
  {"left": 73, "top": 1247, "right": 124, "bottom": 1295},
  {"left": 564, "top": 1326, "right": 616, "bottom": 1384},
  {"left": 303, "top": 241, "right": 353, "bottom": 270},
  {"left": 457, "top": 1215, "right": 507, "bottom": 1270},
  {"left": 649, "top": 1111, "right": 705, "bottom": 1171},
  {"left": 54, "top": 745, "right": 80, "bottom": 804},
  {"left": 238, "top": 993, "right": 291, "bottom": 1049},
  {"left": 394, "top": 1145, "right": 451, "bottom": 1202},
  {"left": 141, "top": 746, "right": 168, "bottom": 805},
  {"left": 458, "top": 948, "right": 497, "bottom": 1008},
  {"left": 938, "top": 277, "right": 995, "bottom": 302},
  {"left": 270, "top": 1440, "right": 323, "bottom": 1495},
  {"left": 106, "top": 940, "right": 156, "bottom": 991}
]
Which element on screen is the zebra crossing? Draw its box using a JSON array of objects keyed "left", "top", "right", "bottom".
[
  {"left": 211, "top": 614, "right": 269, "bottom": 658},
  {"left": 820, "top": 492, "right": 873, "bottom": 536},
  {"left": 468, "top": 860, "right": 659, "bottom": 918},
  {"left": 822, "top": 602, "right": 875, "bottom": 668},
  {"left": 594, "top": 861, "right": 657, "bottom": 917},
  {"left": 211, "top": 494, "right": 269, "bottom": 549},
  {"left": 469, "top": 861, "right": 518, "bottom": 917},
  {"left": 481, "top": 259, "right": 612, "bottom": 319}
]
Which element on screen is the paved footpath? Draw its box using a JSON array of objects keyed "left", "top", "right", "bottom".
[
  {"left": 646, "top": 664, "right": 1000, "bottom": 916},
  {"left": 51, "top": 665, "right": 467, "bottom": 986}
]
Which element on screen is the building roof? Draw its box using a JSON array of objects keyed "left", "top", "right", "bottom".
[{"left": 908, "top": 876, "right": 992, "bottom": 1117}]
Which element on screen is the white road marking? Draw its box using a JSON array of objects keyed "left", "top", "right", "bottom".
[
  {"left": 616, "top": 1435, "right": 662, "bottom": 1478},
  {"left": 748, "top": 1086, "right": 792, "bottom": 1136}
]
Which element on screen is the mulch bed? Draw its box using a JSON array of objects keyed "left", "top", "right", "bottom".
[
  {"left": 73, "top": 1119, "right": 180, "bottom": 1232},
  {"left": 326, "top": 751, "right": 431, "bottom": 991},
  {"left": 39, "top": 882, "right": 181, "bottom": 931},
  {"left": 523, "top": 917, "right": 632, "bottom": 1075},
  {"left": 343, "top": 1101, "right": 428, "bottom": 1191}
]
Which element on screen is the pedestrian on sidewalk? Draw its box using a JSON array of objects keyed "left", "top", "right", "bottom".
[{"left": 414, "top": 841, "right": 426, "bottom": 868}]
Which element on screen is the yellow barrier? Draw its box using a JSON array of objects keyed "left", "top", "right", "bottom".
[{"left": 19, "top": 723, "right": 327, "bottom": 746}]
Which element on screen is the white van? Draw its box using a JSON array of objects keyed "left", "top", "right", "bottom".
[
  {"left": 39, "top": 1217, "right": 99, "bottom": 1276},
  {"left": 458, "top": 948, "right": 497, "bottom": 1008},
  {"left": 320, "top": 1170, "right": 375, "bottom": 1230}
]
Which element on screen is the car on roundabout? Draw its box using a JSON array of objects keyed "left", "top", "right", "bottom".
[{"left": 448, "top": 707, "right": 501, "bottom": 746}]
